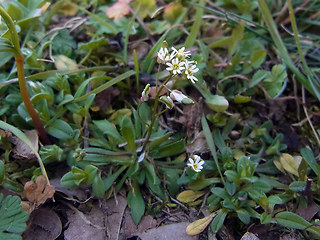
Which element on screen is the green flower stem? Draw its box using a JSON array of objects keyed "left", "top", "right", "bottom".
[
  {"left": 141, "top": 75, "right": 173, "bottom": 153},
  {"left": 0, "top": 7, "right": 51, "bottom": 145}
]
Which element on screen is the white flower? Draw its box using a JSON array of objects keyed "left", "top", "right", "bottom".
[
  {"left": 184, "top": 60, "right": 199, "bottom": 84},
  {"left": 166, "top": 58, "right": 185, "bottom": 75},
  {"left": 157, "top": 47, "right": 176, "bottom": 64},
  {"left": 187, "top": 155, "right": 204, "bottom": 172},
  {"left": 170, "top": 90, "right": 187, "bottom": 103},
  {"left": 172, "top": 46, "right": 191, "bottom": 59},
  {"left": 141, "top": 84, "right": 150, "bottom": 101}
]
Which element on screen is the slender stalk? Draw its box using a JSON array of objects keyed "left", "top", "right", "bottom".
[
  {"left": 0, "top": 7, "right": 51, "bottom": 145},
  {"left": 141, "top": 76, "right": 172, "bottom": 153},
  {"left": 15, "top": 56, "right": 51, "bottom": 144}
]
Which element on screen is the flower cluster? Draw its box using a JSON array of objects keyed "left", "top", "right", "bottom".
[
  {"left": 73, "top": 148, "right": 87, "bottom": 162},
  {"left": 187, "top": 155, "right": 205, "bottom": 172},
  {"left": 157, "top": 45, "right": 199, "bottom": 84},
  {"left": 140, "top": 42, "right": 198, "bottom": 109}
]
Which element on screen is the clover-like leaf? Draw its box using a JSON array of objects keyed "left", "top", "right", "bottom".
[{"left": 0, "top": 193, "right": 29, "bottom": 240}]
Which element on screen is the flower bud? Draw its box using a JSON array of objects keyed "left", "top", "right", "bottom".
[
  {"left": 170, "top": 90, "right": 194, "bottom": 104},
  {"left": 141, "top": 84, "right": 151, "bottom": 101},
  {"left": 160, "top": 95, "right": 174, "bottom": 109}
]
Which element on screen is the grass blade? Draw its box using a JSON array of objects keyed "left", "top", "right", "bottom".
[
  {"left": 184, "top": 0, "right": 205, "bottom": 48},
  {"left": 201, "top": 115, "right": 225, "bottom": 184},
  {"left": 73, "top": 70, "right": 135, "bottom": 102}
]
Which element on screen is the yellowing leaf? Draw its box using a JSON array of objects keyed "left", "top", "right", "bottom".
[
  {"left": 176, "top": 190, "right": 205, "bottom": 203},
  {"left": 164, "top": 3, "right": 184, "bottom": 24},
  {"left": 54, "top": 55, "right": 78, "bottom": 71},
  {"left": 106, "top": 0, "right": 132, "bottom": 20},
  {"left": 273, "top": 160, "right": 285, "bottom": 173},
  {"left": 186, "top": 212, "right": 216, "bottom": 235},
  {"left": 280, "top": 153, "right": 299, "bottom": 176},
  {"left": 41, "top": 2, "right": 51, "bottom": 14},
  {"left": 131, "top": 0, "right": 157, "bottom": 19},
  {"left": 234, "top": 94, "right": 251, "bottom": 104},
  {"left": 58, "top": 2, "right": 78, "bottom": 16}
]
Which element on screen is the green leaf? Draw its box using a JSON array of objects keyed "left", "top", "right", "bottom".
[
  {"left": 205, "top": 95, "right": 229, "bottom": 112},
  {"left": 127, "top": 181, "right": 145, "bottom": 224},
  {"left": 161, "top": 168, "right": 180, "bottom": 196},
  {"left": 7, "top": 3, "right": 23, "bottom": 20},
  {"left": 145, "top": 171, "right": 166, "bottom": 200},
  {"left": 260, "top": 212, "right": 272, "bottom": 224},
  {"left": 224, "top": 170, "right": 238, "bottom": 182},
  {"left": 225, "top": 181, "right": 237, "bottom": 196},
  {"left": 301, "top": 148, "right": 320, "bottom": 176},
  {"left": 79, "top": 37, "right": 109, "bottom": 51},
  {"left": 148, "top": 132, "right": 172, "bottom": 149},
  {"left": 211, "top": 187, "right": 228, "bottom": 199},
  {"left": 289, "top": 181, "right": 306, "bottom": 192},
  {"left": 250, "top": 50, "right": 266, "bottom": 69},
  {"left": 84, "top": 165, "right": 98, "bottom": 183},
  {"left": 93, "top": 119, "right": 123, "bottom": 143},
  {"left": 131, "top": 0, "right": 156, "bottom": 19},
  {"left": 276, "top": 211, "right": 320, "bottom": 237},
  {"left": 262, "top": 64, "right": 287, "bottom": 98},
  {"left": 144, "top": 160, "right": 166, "bottom": 200},
  {"left": 0, "top": 160, "right": 4, "bottom": 184},
  {"left": 275, "top": 211, "right": 312, "bottom": 230},
  {"left": 92, "top": 172, "right": 105, "bottom": 198},
  {"left": 202, "top": 115, "right": 224, "bottom": 183},
  {"left": 210, "top": 209, "right": 227, "bottom": 233},
  {"left": 60, "top": 172, "right": 79, "bottom": 188},
  {"left": 119, "top": 116, "right": 136, "bottom": 152},
  {"left": 104, "top": 166, "right": 127, "bottom": 191},
  {"left": 74, "top": 76, "right": 108, "bottom": 99},
  {"left": 236, "top": 209, "right": 250, "bottom": 224},
  {"left": 184, "top": 0, "right": 205, "bottom": 48},
  {"left": 0, "top": 194, "right": 29, "bottom": 239},
  {"left": 150, "top": 139, "right": 185, "bottom": 159},
  {"left": 73, "top": 70, "right": 135, "bottom": 102},
  {"left": 188, "top": 178, "right": 220, "bottom": 191},
  {"left": 47, "top": 119, "right": 75, "bottom": 139},
  {"left": 0, "top": 38, "right": 15, "bottom": 53},
  {"left": 249, "top": 70, "right": 268, "bottom": 88}
]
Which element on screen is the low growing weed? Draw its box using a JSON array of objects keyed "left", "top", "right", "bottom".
[{"left": 0, "top": 0, "right": 319, "bottom": 239}]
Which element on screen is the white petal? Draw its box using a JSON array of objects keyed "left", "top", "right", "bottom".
[
  {"left": 188, "top": 158, "right": 195, "bottom": 165},
  {"left": 198, "top": 160, "right": 205, "bottom": 166}
]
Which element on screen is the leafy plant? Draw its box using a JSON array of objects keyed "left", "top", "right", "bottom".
[{"left": 0, "top": 193, "right": 29, "bottom": 240}]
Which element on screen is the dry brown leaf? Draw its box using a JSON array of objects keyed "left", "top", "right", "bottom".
[
  {"left": 104, "top": 195, "right": 127, "bottom": 240},
  {"left": 64, "top": 202, "right": 106, "bottom": 240},
  {"left": 23, "top": 208, "right": 62, "bottom": 240},
  {"left": 186, "top": 131, "right": 209, "bottom": 155},
  {"left": 240, "top": 232, "right": 260, "bottom": 240},
  {"left": 24, "top": 175, "right": 55, "bottom": 210},
  {"left": 186, "top": 213, "right": 216, "bottom": 236},
  {"left": 177, "top": 190, "right": 205, "bottom": 203},
  {"left": 12, "top": 130, "right": 38, "bottom": 159},
  {"left": 138, "top": 222, "right": 197, "bottom": 240},
  {"left": 106, "top": 0, "right": 132, "bottom": 20},
  {"left": 128, "top": 41, "right": 150, "bottom": 62}
]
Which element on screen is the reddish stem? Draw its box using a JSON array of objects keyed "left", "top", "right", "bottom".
[{"left": 15, "top": 55, "right": 51, "bottom": 145}]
